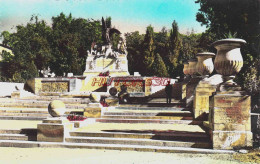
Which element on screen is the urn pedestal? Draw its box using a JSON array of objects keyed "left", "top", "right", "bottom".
[
  {"left": 209, "top": 39, "right": 252, "bottom": 149},
  {"left": 180, "top": 62, "right": 191, "bottom": 101},
  {"left": 186, "top": 59, "right": 202, "bottom": 108},
  {"left": 193, "top": 52, "right": 216, "bottom": 120}
]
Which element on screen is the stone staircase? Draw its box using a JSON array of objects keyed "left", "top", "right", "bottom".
[
  {"left": 0, "top": 96, "right": 88, "bottom": 120},
  {"left": 0, "top": 129, "right": 37, "bottom": 141},
  {"left": 0, "top": 95, "right": 219, "bottom": 153}
]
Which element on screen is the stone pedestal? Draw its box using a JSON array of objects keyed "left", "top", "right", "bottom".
[
  {"left": 186, "top": 77, "right": 202, "bottom": 108},
  {"left": 11, "top": 91, "right": 20, "bottom": 98},
  {"left": 37, "top": 117, "right": 73, "bottom": 142},
  {"left": 83, "top": 54, "right": 129, "bottom": 76},
  {"left": 180, "top": 77, "right": 190, "bottom": 101},
  {"left": 193, "top": 75, "right": 223, "bottom": 120},
  {"left": 105, "top": 96, "right": 119, "bottom": 106},
  {"left": 84, "top": 103, "right": 102, "bottom": 118},
  {"left": 251, "top": 114, "right": 260, "bottom": 146},
  {"left": 209, "top": 90, "right": 252, "bottom": 149}
]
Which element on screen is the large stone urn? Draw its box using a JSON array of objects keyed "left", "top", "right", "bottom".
[
  {"left": 212, "top": 38, "right": 246, "bottom": 84},
  {"left": 196, "top": 52, "right": 215, "bottom": 77},
  {"left": 188, "top": 59, "right": 198, "bottom": 77}
]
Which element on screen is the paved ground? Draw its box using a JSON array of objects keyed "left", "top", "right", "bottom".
[{"left": 0, "top": 147, "right": 247, "bottom": 164}]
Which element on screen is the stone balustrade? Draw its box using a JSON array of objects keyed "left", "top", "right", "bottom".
[{"left": 182, "top": 38, "right": 253, "bottom": 150}]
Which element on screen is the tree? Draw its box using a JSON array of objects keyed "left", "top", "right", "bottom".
[
  {"left": 196, "top": 0, "right": 260, "bottom": 98},
  {"left": 152, "top": 53, "right": 169, "bottom": 77},
  {"left": 125, "top": 31, "right": 144, "bottom": 75},
  {"left": 142, "top": 25, "right": 155, "bottom": 76},
  {"left": 168, "top": 20, "right": 182, "bottom": 77}
]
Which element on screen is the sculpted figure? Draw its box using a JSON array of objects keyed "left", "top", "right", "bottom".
[{"left": 102, "top": 17, "right": 121, "bottom": 45}]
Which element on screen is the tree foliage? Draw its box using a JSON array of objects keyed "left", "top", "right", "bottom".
[
  {"left": 0, "top": 13, "right": 102, "bottom": 81},
  {"left": 196, "top": 0, "right": 260, "bottom": 96}
]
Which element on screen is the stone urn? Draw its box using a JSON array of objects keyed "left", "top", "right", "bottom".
[
  {"left": 196, "top": 52, "right": 215, "bottom": 77},
  {"left": 188, "top": 59, "right": 198, "bottom": 77},
  {"left": 212, "top": 38, "right": 246, "bottom": 84},
  {"left": 183, "top": 62, "right": 189, "bottom": 76}
]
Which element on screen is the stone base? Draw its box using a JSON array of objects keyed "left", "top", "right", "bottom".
[
  {"left": 193, "top": 75, "right": 223, "bottom": 119},
  {"left": 11, "top": 91, "right": 20, "bottom": 98},
  {"left": 186, "top": 77, "right": 202, "bottom": 108},
  {"left": 211, "top": 131, "right": 252, "bottom": 150},
  {"left": 83, "top": 71, "right": 129, "bottom": 77},
  {"left": 37, "top": 117, "right": 74, "bottom": 142},
  {"left": 209, "top": 85, "right": 253, "bottom": 149},
  {"left": 105, "top": 96, "right": 119, "bottom": 106},
  {"left": 84, "top": 103, "right": 102, "bottom": 118}
]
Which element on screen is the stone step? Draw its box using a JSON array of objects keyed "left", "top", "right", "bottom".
[
  {"left": 70, "top": 131, "right": 209, "bottom": 142},
  {"left": 115, "top": 106, "right": 188, "bottom": 111},
  {"left": 0, "top": 113, "right": 50, "bottom": 117},
  {"left": 0, "top": 109, "right": 48, "bottom": 114},
  {"left": 0, "top": 134, "right": 28, "bottom": 141},
  {"left": 118, "top": 103, "right": 185, "bottom": 108},
  {"left": 0, "top": 103, "right": 87, "bottom": 109},
  {"left": 65, "top": 136, "right": 211, "bottom": 149},
  {"left": 0, "top": 116, "right": 47, "bottom": 120},
  {"left": 0, "top": 129, "right": 22, "bottom": 134},
  {"left": 96, "top": 118, "right": 201, "bottom": 124},
  {"left": 103, "top": 111, "right": 192, "bottom": 116},
  {"left": 102, "top": 115, "right": 193, "bottom": 120},
  {"left": 19, "top": 97, "right": 90, "bottom": 104},
  {"left": 0, "top": 140, "right": 233, "bottom": 154}
]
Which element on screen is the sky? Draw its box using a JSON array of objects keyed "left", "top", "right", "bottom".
[{"left": 0, "top": 0, "right": 206, "bottom": 40}]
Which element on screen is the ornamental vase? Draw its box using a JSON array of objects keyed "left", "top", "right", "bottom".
[
  {"left": 212, "top": 39, "right": 246, "bottom": 79},
  {"left": 188, "top": 59, "right": 198, "bottom": 76},
  {"left": 196, "top": 52, "right": 215, "bottom": 77}
]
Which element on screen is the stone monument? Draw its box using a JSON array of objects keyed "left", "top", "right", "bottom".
[{"left": 83, "top": 17, "right": 129, "bottom": 77}]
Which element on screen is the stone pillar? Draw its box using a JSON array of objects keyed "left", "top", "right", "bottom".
[
  {"left": 209, "top": 38, "right": 252, "bottom": 149},
  {"left": 37, "top": 101, "right": 74, "bottom": 142},
  {"left": 193, "top": 52, "right": 215, "bottom": 120},
  {"left": 186, "top": 59, "right": 202, "bottom": 108}
]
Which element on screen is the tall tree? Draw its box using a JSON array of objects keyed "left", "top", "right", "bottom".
[
  {"left": 168, "top": 20, "right": 182, "bottom": 77},
  {"left": 125, "top": 31, "right": 144, "bottom": 74},
  {"left": 152, "top": 53, "right": 169, "bottom": 77},
  {"left": 142, "top": 25, "right": 155, "bottom": 76}
]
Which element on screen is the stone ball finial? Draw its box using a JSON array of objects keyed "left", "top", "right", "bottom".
[
  {"left": 109, "top": 87, "right": 118, "bottom": 96},
  {"left": 48, "top": 100, "right": 66, "bottom": 117},
  {"left": 196, "top": 52, "right": 215, "bottom": 76},
  {"left": 90, "top": 93, "right": 101, "bottom": 103}
]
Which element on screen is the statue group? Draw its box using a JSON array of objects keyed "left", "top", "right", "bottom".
[{"left": 87, "top": 17, "right": 127, "bottom": 59}]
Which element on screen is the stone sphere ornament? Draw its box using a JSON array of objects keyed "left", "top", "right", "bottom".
[
  {"left": 109, "top": 87, "right": 118, "bottom": 96},
  {"left": 188, "top": 59, "right": 198, "bottom": 76},
  {"left": 212, "top": 38, "right": 246, "bottom": 83},
  {"left": 48, "top": 100, "right": 66, "bottom": 117},
  {"left": 90, "top": 92, "right": 101, "bottom": 103},
  {"left": 196, "top": 52, "right": 215, "bottom": 77}
]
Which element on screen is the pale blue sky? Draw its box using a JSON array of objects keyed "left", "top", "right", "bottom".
[{"left": 0, "top": 0, "right": 206, "bottom": 37}]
